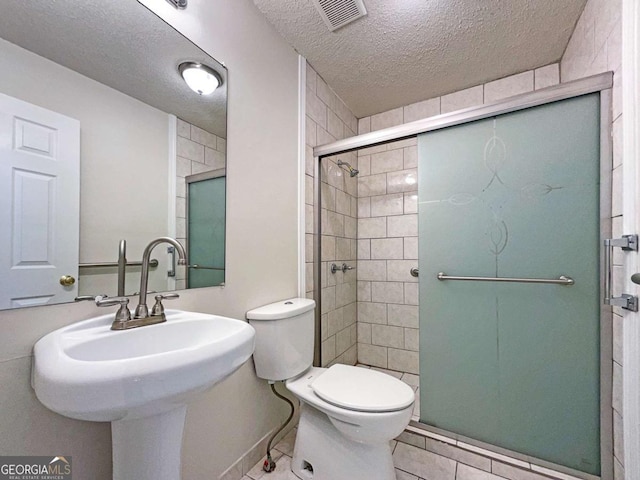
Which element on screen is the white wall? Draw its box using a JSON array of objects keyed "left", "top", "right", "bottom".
[{"left": 0, "top": 0, "right": 301, "bottom": 478}]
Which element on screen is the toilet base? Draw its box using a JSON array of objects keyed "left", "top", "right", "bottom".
[{"left": 291, "top": 402, "right": 396, "bottom": 480}]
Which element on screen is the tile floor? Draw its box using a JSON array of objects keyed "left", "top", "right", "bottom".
[
  {"left": 244, "top": 427, "right": 547, "bottom": 480},
  {"left": 243, "top": 427, "right": 427, "bottom": 480},
  {"left": 242, "top": 427, "right": 297, "bottom": 480}
]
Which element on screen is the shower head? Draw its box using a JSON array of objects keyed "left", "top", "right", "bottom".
[{"left": 337, "top": 160, "right": 359, "bottom": 177}]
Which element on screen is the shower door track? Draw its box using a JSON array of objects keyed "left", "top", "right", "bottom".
[
  {"left": 314, "top": 72, "right": 612, "bottom": 158},
  {"left": 312, "top": 71, "right": 614, "bottom": 480}
]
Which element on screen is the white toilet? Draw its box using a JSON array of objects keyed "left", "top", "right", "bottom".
[{"left": 247, "top": 298, "right": 415, "bottom": 480}]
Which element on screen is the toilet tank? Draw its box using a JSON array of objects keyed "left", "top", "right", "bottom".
[{"left": 246, "top": 298, "right": 315, "bottom": 382}]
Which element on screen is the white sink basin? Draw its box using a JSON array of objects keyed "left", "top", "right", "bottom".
[
  {"left": 33, "top": 309, "right": 255, "bottom": 422},
  {"left": 32, "top": 309, "right": 255, "bottom": 480}
]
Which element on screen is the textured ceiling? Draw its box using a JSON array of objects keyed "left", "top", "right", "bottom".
[
  {"left": 253, "top": 0, "right": 587, "bottom": 118},
  {"left": 0, "top": 0, "right": 227, "bottom": 137}
]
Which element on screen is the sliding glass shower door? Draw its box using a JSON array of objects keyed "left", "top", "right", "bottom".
[
  {"left": 186, "top": 173, "right": 226, "bottom": 288},
  {"left": 418, "top": 94, "right": 602, "bottom": 475}
]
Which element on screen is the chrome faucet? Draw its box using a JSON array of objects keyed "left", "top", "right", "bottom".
[{"left": 134, "top": 237, "right": 187, "bottom": 320}]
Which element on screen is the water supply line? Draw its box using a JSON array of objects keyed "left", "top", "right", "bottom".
[{"left": 263, "top": 382, "right": 296, "bottom": 473}]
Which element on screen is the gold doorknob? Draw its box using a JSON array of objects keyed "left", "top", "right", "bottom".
[{"left": 59, "top": 275, "right": 76, "bottom": 286}]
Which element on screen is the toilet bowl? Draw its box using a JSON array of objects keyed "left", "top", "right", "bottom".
[
  {"left": 247, "top": 298, "right": 415, "bottom": 480},
  {"left": 287, "top": 365, "right": 414, "bottom": 480}
]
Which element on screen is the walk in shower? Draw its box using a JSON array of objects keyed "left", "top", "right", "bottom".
[{"left": 314, "top": 73, "right": 615, "bottom": 479}]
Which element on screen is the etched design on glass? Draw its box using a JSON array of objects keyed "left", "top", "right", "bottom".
[
  {"left": 424, "top": 119, "right": 564, "bottom": 269},
  {"left": 520, "top": 183, "right": 564, "bottom": 198},
  {"left": 483, "top": 126, "right": 507, "bottom": 189},
  {"left": 487, "top": 214, "right": 508, "bottom": 276},
  {"left": 421, "top": 192, "right": 477, "bottom": 206},
  {"left": 448, "top": 193, "right": 477, "bottom": 205}
]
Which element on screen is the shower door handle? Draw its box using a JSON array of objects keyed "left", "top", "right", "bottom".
[{"left": 604, "top": 235, "right": 639, "bottom": 311}]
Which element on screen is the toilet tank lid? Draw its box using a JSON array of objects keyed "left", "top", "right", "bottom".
[{"left": 246, "top": 298, "right": 315, "bottom": 320}]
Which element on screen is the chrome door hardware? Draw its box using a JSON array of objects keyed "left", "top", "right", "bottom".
[
  {"left": 410, "top": 268, "right": 419, "bottom": 277},
  {"left": 632, "top": 273, "right": 640, "bottom": 285},
  {"left": 604, "top": 235, "right": 639, "bottom": 311}
]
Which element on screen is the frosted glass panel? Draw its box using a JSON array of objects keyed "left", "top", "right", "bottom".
[
  {"left": 187, "top": 176, "right": 225, "bottom": 288},
  {"left": 418, "top": 94, "right": 601, "bottom": 475}
]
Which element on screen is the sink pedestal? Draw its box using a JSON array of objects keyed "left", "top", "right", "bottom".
[{"left": 112, "top": 406, "right": 187, "bottom": 480}]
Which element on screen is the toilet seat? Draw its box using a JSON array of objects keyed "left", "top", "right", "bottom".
[{"left": 311, "top": 364, "right": 414, "bottom": 413}]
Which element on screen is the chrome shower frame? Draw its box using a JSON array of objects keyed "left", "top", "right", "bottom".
[{"left": 312, "top": 72, "right": 614, "bottom": 480}]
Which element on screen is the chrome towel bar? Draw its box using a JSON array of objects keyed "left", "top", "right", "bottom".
[
  {"left": 79, "top": 259, "right": 158, "bottom": 268},
  {"left": 188, "top": 264, "right": 225, "bottom": 271},
  {"left": 437, "top": 272, "right": 574, "bottom": 286}
]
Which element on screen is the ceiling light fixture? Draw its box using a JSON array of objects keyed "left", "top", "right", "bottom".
[
  {"left": 178, "top": 62, "right": 222, "bottom": 96},
  {"left": 166, "top": 0, "right": 188, "bottom": 9}
]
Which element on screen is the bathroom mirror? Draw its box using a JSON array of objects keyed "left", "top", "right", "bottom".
[{"left": 0, "top": 0, "right": 228, "bottom": 310}]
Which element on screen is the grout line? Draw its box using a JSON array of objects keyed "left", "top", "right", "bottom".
[{"left": 457, "top": 442, "right": 529, "bottom": 470}]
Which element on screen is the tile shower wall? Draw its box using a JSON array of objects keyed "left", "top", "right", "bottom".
[
  {"left": 175, "top": 118, "right": 226, "bottom": 290},
  {"left": 305, "top": 64, "right": 359, "bottom": 366},
  {"left": 356, "top": 138, "right": 420, "bottom": 374},
  {"left": 561, "top": 0, "right": 624, "bottom": 476},
  {"left": 319, "top": 154, "right": 358, "bottom": 366}
]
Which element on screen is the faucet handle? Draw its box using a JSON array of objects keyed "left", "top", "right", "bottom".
[
  {"left": 95, "top": 295, "right": 129, "bottom": 307},
  {"left": 95, "top": 296, "right": 131, "bottom": 325},
  {"left": 151, "top": 293, "right": 179, "bottom": 318},
  {"left": 75, "top": 294, "right": 107, "bottom": 302}
]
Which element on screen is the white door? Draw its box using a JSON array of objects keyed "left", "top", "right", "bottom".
[{"left": 0, "top": 93, "right": 80, "bottom": 309}]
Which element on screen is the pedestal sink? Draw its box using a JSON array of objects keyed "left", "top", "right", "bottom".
[{"left": 32, "top": 310, "right": 255, "bottom": 480}]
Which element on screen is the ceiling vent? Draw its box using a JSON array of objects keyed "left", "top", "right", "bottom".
[{"left": 312, "top": 0, "right": 367, "bottom": 32}]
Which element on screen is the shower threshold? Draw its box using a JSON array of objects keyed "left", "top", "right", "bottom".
[{"left": 403, "top": 419, "right": 599, "bottom": 480}]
